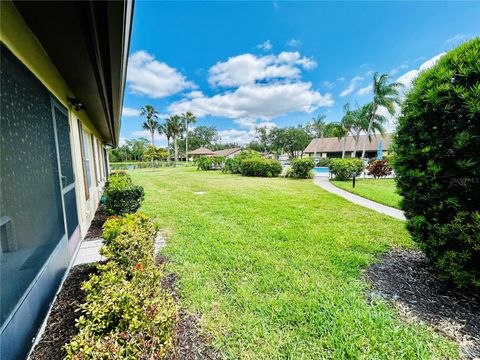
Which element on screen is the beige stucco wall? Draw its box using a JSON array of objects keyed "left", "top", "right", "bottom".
[{"left": 1, "top": 0, "right": 107, "bottom": 241}]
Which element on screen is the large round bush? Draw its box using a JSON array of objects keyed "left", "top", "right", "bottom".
[{"left": 394, "top": 38, "right": 480, "bottom": 289}]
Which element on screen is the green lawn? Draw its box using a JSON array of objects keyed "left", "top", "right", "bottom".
[
  {"left": 331, "top": 178, "right": 402, "bottom": 209},
  {"left": 131, "top": 168, "right": 456, "bottom": 359}
]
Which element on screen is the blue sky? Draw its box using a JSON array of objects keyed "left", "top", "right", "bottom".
[{"left": 121, "top": 1, "right": 479, "bottom": 146}]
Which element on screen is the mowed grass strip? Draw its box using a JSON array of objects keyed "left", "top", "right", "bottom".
[
  {"left": 332, "top": 178, "right": 402, "bottom": 209},
  {"left": 131, "top": 168, "right": 456, "bottom": 359}
]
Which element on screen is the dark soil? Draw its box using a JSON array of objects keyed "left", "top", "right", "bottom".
[
  {"left": 365, "top": 249, "right": 480, "bottom": 359},
  {"left": 30, "top": 264, "right": 98, "bottom": 360},
  {"left": 157, "top": 255, "right": 221, "bottom": 360},
  {"left": 84, "top": 203, "right": 108, "bottom": 240}
]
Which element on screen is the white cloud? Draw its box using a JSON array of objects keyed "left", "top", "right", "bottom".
[
  {"left": 127, "top": 50, "right": 196, "bottom": 98},
  {"left": 339, "top": 76, "right": 363, "bottom": 97},
  {"left": 208, "top": 52, "right": 316, "bottom": 88},
  {"left": 131, "top": 130, "right": 167, "bottom": 145},
  {"left": 390, "top": 64, "right": 407, "bottom": 75},
  {"left": 257, "top": 40, "right": 273, "bottom": 51},
  {"left": 396, "top": 52, "right": 446, "bottom": 90},
  {"left": 357, "top": 85, "right": 371, "bottom": 96},
  {"left": 286, "top": 39, "right": 302, "bottom": 47},
  {"left": 186, "top": 90, "right": 204, "bottom": 98},
  {"left": 119, "top": 137, "right": 128, "bottom": 146},
  {"left": 445, "top": 34, "right": 474, "bottom": 44},
  {"left": 233, "top": 117, "right": 277, "bottom": 130},
  {"left": 168, "top": 82, "right": 333, "bottom": 120},
  {"left": 218, "top": 129, "right": 253, "bottom": 145},
  {"left": 322, "top": 81, "right": 334, "bottom": 89},
  {"left": 122, "top": 107, "right": 140, "bottom": 117}
]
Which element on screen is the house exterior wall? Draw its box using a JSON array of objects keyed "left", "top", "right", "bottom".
[{"left": 0, "top": 2, "right": 109, "bottom": 358}]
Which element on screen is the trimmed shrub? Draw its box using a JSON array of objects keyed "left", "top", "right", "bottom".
[
  {"left": 329, "top": 158, "right": 364, "bottom": 181},
  {"left": 240, "top": 158, "right": 282, "bottom": 177},
  {"left": 366, "top": 159, "right": 393, "bottom": 178},
  {"left": 223, "top": 150, "right": 260, "bottom": 174},
  {"left": 289, "top": 158, "right": 315, "bottom": 178},
  {"left": 104, "top": 173, "right": 144, "bottom": 215},
  {"left": 65, "top": 213, "right": 177, "bottom": 359},
  {"left": 394, "top": 38, "right": 480, "bottom": 289}
]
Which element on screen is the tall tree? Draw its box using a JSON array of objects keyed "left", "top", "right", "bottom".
[
  {"left": 165, "top": 114, "right": 184, "bottom": 167},
  {"left": 140, "top": 105, "right": 159, "bottom": 146},
  {"left": 352, "top": 103, "right": 386, "bottom": 158},
  {"left": 361, "top": 73, "right": 401, "bottom": 157},
  {"left": 158, "top": 121, "right": 173, "bottom": 164},
  {"left": 309, "top": 114, "right": 327, "bottom": 138},
  {"left": 181, "top": 112, "right": 197, "bottom": 165}
]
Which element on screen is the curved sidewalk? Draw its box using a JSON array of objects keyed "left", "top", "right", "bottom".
[{"left": 313, "top": 177, "right": 406, "bottom": 221}]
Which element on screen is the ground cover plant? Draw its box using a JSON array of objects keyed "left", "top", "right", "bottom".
[
  {"left": 331, "top": 178, "right": 402, "bottom": 209},
  {"left": 329, "top": 158, "right": 364, "bottom": 180},
  {"left": 131, "top": 167, "right": 457, "bottom": 359},
  {"left": 394, "top": 38, "right": 480, "bottom": 289}
]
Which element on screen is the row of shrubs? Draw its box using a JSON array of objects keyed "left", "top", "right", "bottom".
[
  {"left": 104, "top": 172, "right": 145, "bottom": 215},
  {"left": 195, "top": 156, "right": 225, "bottom": 171},
  {"left": 65, "top": 213, "right": 177, "bottom": 358}
]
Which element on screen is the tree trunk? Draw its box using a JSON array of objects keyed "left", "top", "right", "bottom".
[
  {"left": 353, "top": 133, "right": 360, "bottom": 158},
  {"left": 174, "top": 136, "right": 178, "bottom": 167},
  {"left": 150, "top": 128, "right": 155, "bottom": 146},
  {"left": 166, "top": 138, "right": 170, "bottom": 166},
  {"left": 361, "top": 105, "right": 376, "bottom": 158},
  {"left": 185, "top": 121, "right": 189, "bottom": 166},
  {"left": 342, "top": 137, "right": 347, "bottom": 158}
]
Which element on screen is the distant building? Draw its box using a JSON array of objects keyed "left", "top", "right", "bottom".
[
  {"left": 213, "top": 147, "right": 242, "bottom": 158},
  {"left": 304, "top": 134, "right": 393, "bottom": 159},
  {"left": 189, "top": 147, "right": 215, "bottom": 159}
]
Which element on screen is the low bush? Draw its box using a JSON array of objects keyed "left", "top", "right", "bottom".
[
  {"left": 366, "top": 159, "right": 393, "bottom": 178},
  {"left": 329, "top": 158, "right": 364, "bottom": 181},
  {"left": 315, "top": 158, "right": 331, "bottom": 167},
  {"left": 223, "top": 150, "right": 260, "bottom": 174},
  {"left": 394, "top": 38, "right": 480, "bottom": 289},
  {"left": 195, "top": 156, "right": 225, "bottom": 171},
  {"left": 289, "top": 158, "right": 315, "bottom": 178},
  {"left": 104, "top": 173, "right": 144, "bottom": 215},
  {"left": 240, "top": 158, "right": 282, "bottom": 177},
  {"left": 65, "top": 213, "right": 177, "bottom": 359}
]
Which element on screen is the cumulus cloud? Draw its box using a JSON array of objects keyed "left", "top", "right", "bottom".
[
  {"left": 339, "top": 76, "right": 363, "bottom": 97},
  {"left": 127, "top": 50, "right": 196, "bottom": 98},
  {"left": 122, "top": 107, "right": 140, "bottom": 117},
  {"left": 396, "top": 52, "right": 446, "bottom": 90},
  {"left": 168, "top": 82, "right": 333, "bottom": 120},
  {"left": 286, "top": 39, "right": 302, "bottom": 47},
  {"left": 257, "top": 40, "right": 273, "bottom": 51},
  {"left": 356, "top": 85, "right": 371, "bottom": 96},
  {"left": 208, "top": 52, "right": 317, "bottom": 88}
]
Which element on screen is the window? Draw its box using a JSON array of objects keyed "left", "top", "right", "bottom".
[
  {"left": 77, "top": 120, "right": 89, "bottom": 199},
  {"left": 90, "top": 134, "right": 99, "bottom": 185}
]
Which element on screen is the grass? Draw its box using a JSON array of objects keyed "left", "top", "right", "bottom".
[
  {"left": 131, "top": 168, "right": 456, "bottom": 359},
  {"left": 331, "top": 178, "right": 402, "bottom": 209}
]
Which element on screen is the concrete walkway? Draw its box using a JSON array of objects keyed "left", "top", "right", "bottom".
[
  {"left": 73, "top": 233, "right": 166, "bottom": 266},
  {"left": 313, "top": 177, "right": 406, "bottom": 221}
]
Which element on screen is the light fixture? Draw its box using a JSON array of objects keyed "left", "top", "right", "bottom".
[{"left": 68, "top": 97, "right": 85, "bottom": 112}]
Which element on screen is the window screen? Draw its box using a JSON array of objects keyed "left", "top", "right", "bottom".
[
  {"left": 82, "top": 129, "right": 92, "bottom": 189},
  {"left": 1, "top": 45, "right": 66, "bottom": 325}
]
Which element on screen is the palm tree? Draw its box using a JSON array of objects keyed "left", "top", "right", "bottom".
[
  {"left": 157, "top": 121, "right": 172, "bottom": 164},
  {"left": 361, "top": 73, "right": 402, "bottom": 158},
  {"left": 181, "top": 112, "right": 197, "bottom": 166},
  {"left": 335, "top": 104, "right": 354, "bottom": 158},
  {"left": 353, "top": 103, "right": 386, "bottom": 158},
  {"left": 166, "top": 114, "right": 184, "bottom": 167},
  {"left": 140, "top": 105, "right": 159, "bottom": 146},
  {"left": 309, "top": 114, "right": 327, "bottom": 138}
]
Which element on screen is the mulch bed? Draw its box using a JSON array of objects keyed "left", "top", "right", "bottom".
[
  {"left": 157, "top": 255, "right": 221, "bottom": 360},
  {"left": 84, "top": 203, "right": 108, "bottom": 240},
  {"left": 364, "top": 249, "right": 480, "bottom": 359},
  {"left": 30, "top": 264, "right": 99, "bottom": 360}
]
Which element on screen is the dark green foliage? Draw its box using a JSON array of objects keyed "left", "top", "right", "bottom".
[
  {"left": 65, "top": 213, "right": 177, "bottom": 359},
  {"left": 289, "top": 158, "right": 316, "bottom": 178},
  {"left": 316, "top": 158, "right": 331, "bottom": 167},
  {"left": 394, "top": 38, "right": 480, "bottom": 289},
  {"left": 223, "top": 150, "right": 260, "bottom": 174},
  {"left": 104, "top": 172, "right": 145, "bottom": 215},
  {"left": 366, "top": 159, "right": 392, "bottom": 178},
  {"left": 329, "top": 158, "right": 364, "bottom": 181},
  {"left": 240, "top": 158, "right": 282, "bottom": 177}
]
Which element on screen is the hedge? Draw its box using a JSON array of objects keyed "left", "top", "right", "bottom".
[
  {"left": 240, "top": 158, "right": 282, "bottom": 177},
  {"left": 104, "top": 172, "right": 145, "bottom": 215},
  {"left": 223, "top": 150, "right": 260, "bottom": 174},
  {"left": 329, "top": 158, "right": 364, "bottom": 181},
  {"left": 65, "top": 213, "right": 177, "bottom": 359},
  {"left": 394, "top": 38, "right": 480, "bottom": 289},
  {"left": 288, "top": 158, "right": 315, "bottom": 179}
]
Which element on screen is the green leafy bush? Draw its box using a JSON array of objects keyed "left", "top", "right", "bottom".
[
  {"left": 195, "top": 156, "right": 225, "bottom": 170},
  {"left": 366, "top": 159, "right": 393, "bottom": 178},
  {"left": 329, "top": 158, "right": 364, "bottom": 181},
  {"left": 289, "top": 158, "right": 315, "bottom": 178},
  {"left": 315, "top": 158, "right": 331, "bottom": 167},
  {"left": 65, "top": 213, "right": 177, "bottom": 359},
  {"left": 394, "top": 38, "right": 480, "bottom": 289},
  {"left": 223, "top": 150, "right": 260, "bottom": 174},
  {"left": 240, "top": 158, "right": 282, "bottom": 177},
  {"left": 104, "top": 173, "right": 145, "bottom": 215}
]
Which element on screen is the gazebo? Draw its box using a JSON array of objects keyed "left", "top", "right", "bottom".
[{"left": 189, "top": 147, "right": 215, "bottom": 159}]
